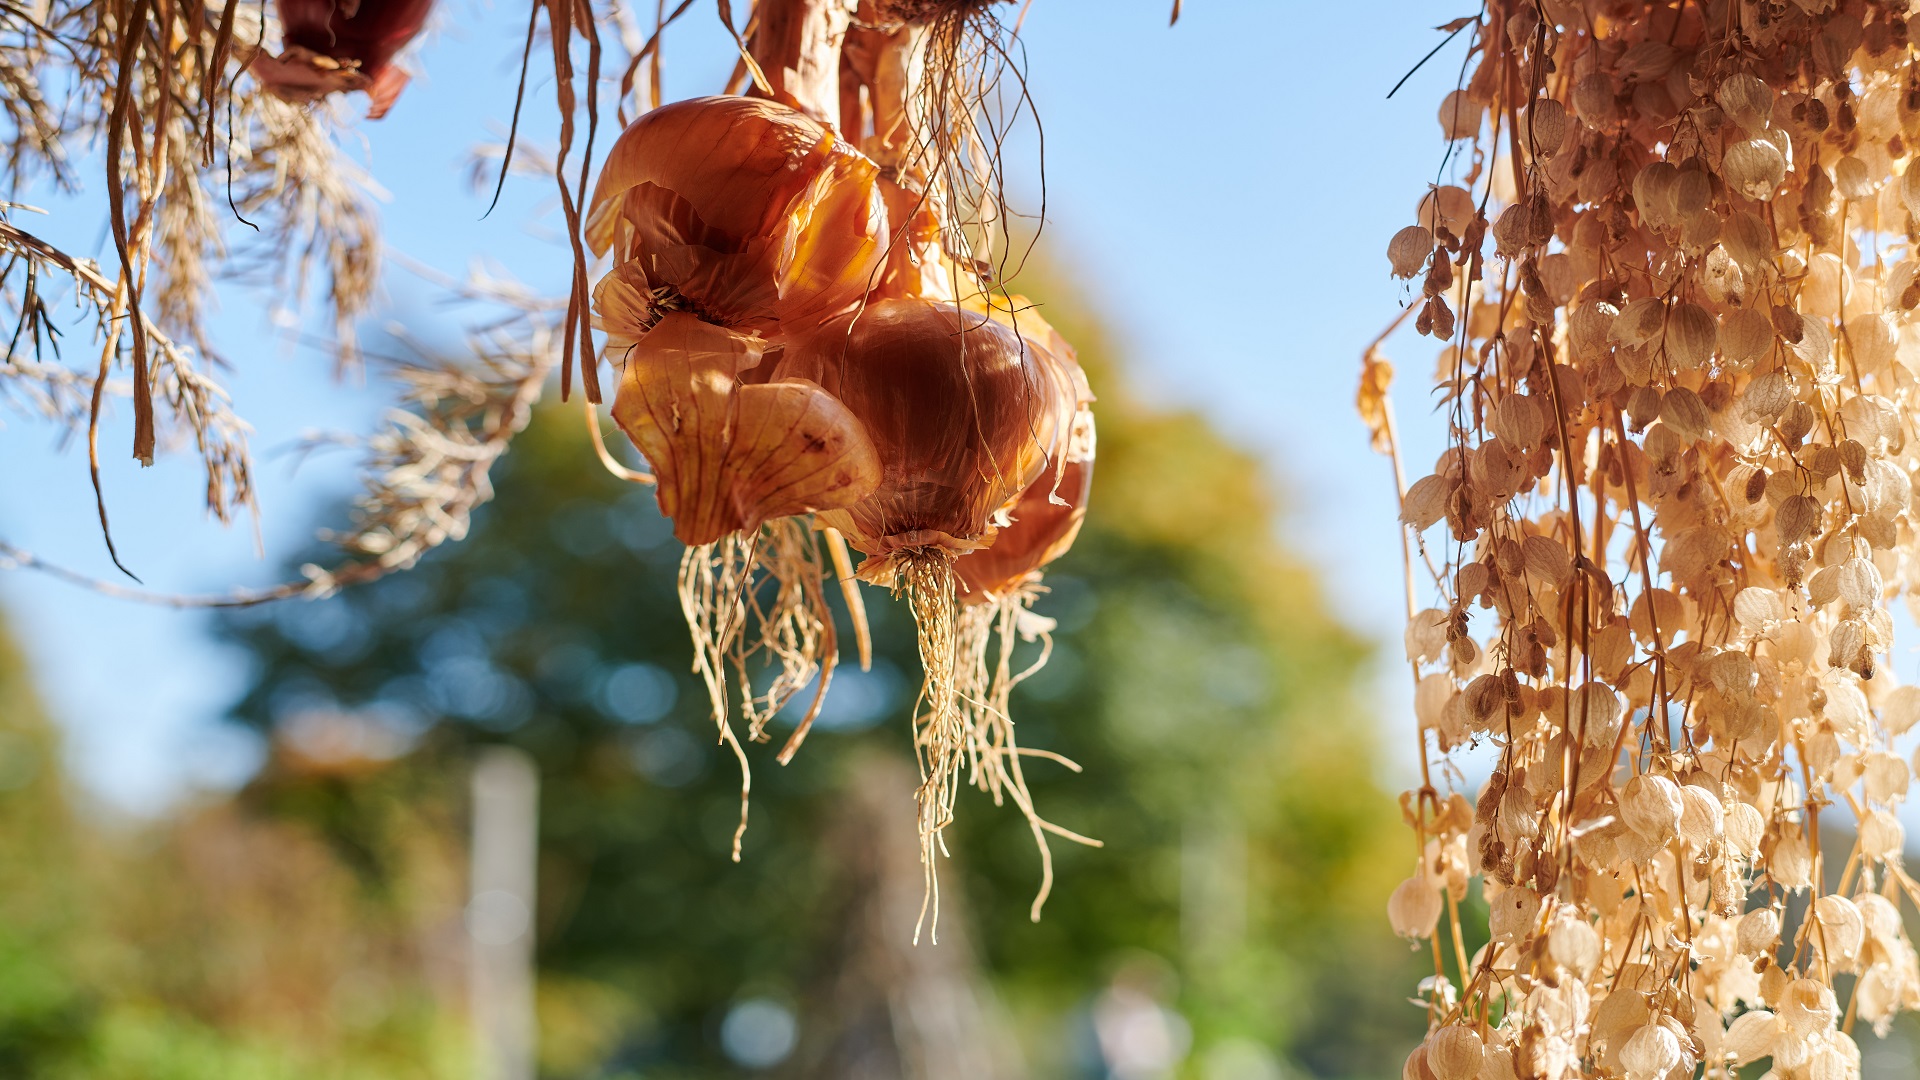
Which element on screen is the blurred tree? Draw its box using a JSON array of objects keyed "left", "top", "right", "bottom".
[
  {"left": 216, "top": 267, "right": 1428, "bottom": 1079},
  {"left": 0, "top": 614, "right": 469, "bottom": 1079}
]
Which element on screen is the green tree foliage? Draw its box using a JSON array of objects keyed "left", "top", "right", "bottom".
[
  {"left": 0, "top": 615, "right": 469, "bottom": 1079},
  {"left": 206, "top": 271, "right": 1425, "bottom": 1078}
]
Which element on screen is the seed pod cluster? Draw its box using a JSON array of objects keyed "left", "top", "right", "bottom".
[
  {"left": 1372, "top": 2, "right": 1920, "bottom": 1075},
  {"left": 588, "top": 17, "right": 1095, "bottom": 924}
]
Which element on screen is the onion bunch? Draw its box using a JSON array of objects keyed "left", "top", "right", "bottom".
[
  {"left": 1371, "top": 3, "right": 1920, "bottom": 1077},
  {"left": 589, "top": 17, "right": 1093, "bottom": 921},
  {"left": 250, "top": 0, "right": 435, "bottom": 118}
]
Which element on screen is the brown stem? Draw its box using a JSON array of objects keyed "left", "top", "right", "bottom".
[{"left": 746, "top": 0, "right": 853, "bottom": 126}]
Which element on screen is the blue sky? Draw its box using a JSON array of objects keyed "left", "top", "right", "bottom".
[{"left": 1, "top": 1, "right": 1474, "bottom": 812}]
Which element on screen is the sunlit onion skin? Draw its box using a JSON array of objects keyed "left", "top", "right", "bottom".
[
  {"left": 778, "top": 298, "right": 1076, "bottom": 561},
  {"left": 957, "top": 436, "right": 1093, "bottom": 601},
  {"left": 611, "top": 312, "right": 881, "bottom": 546},
  {"left": 250, "top": 0, "right": 434, "bottom": 119},
  {"left": 871, "top": 177, "right": 957, "bottom": 302},
  {"left": 585, "top": 96, "right": 888, "bottom": 338}
]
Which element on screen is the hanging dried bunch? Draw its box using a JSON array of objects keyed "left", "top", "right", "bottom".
[
  {"left": 1, "top": 0, "right": 383, "bottom": 576},
  {"left": 586, "top": 0, "right": 1095, "bottom": 928},
  {"left": 1369, "top": 3, "right": 1920, "bottom": 1077},
  {"left": 250, "top": 0, "right": 436, "bottom": 118}
]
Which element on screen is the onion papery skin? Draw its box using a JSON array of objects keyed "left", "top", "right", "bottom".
[
  {"left": 957, "top": 449, "right": 1092, "bottom": 602},
  {"left": 251, "top": 0, "right": 434, "bottom": 118},
  {"left": 611, "top": 312, "right": 881, "bottom": 546},
  {"left": 779, "top": 298, "right": 1076, "bottom": 562},
  {"left": 871, "top": 176, "right": 958, "bottom": 303},
  {"left": 585, "top": 96, "right": 888, "bottom": 338}
]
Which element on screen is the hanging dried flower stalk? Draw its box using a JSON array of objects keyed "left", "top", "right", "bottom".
[{"left": 1369, "top": 4, "right": 1920, "bottom": 1077}]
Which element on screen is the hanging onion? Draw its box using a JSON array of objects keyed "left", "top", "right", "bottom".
[
  {"left": 585, "top": 96, "right": 889, "bottom": 339},
  {"left": 609, "top": 311, "right": 881, "bottom": 546},
  {"left": 777, "top": 297, "right": 1077, "bottom": 563},
  {"left": 250, "top": 0, "right": 435, "bottom": 118},
  {"left": 958, "top": 441, "right": 1094, "bottom": 601}
]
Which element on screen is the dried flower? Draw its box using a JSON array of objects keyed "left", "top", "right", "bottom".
[{"left": 1370, "top": 2, "right": 1920, "bottom": 1069}]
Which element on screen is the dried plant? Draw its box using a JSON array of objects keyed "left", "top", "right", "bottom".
[
  {"left": 2, "top": 274, "right": 560, "bottom": 608},
  {"left": 1368, "top": 4, "right": 1920, "bottom": 1078},
  {"left": 580, "top": 0, "right": 1094, "bottom": 936},
  {"left": 1, "top": 0, "right": 387, "bottom": 575},
  {"left": 4, "top": 0, "right": 1101, "bottom": 938}
]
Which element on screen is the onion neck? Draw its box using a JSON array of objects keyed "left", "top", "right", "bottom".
[{"left": 746, "top": 0, "right": 855, "bottom": 128}]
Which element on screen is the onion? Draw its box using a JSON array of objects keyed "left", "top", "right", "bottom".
[
  {"left": 250, "top": 0, "right": 434, "bottom": 118},
  {"left": 778, "top": 298, "right": 1077, "bottom": 562},
  {"left": 585, "top": 96, "right": 888, "bottom": 338},
  {"left": 610, "top": 312, "right": 880, "bottom": 546},
  {"left": 957, "top": 428, "right": 1093, "bottom": 601}
]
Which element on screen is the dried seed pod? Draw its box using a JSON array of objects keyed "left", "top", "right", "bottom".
[
  {"left": 1859, "top": 809, "right": 1905, "bottom": 860},
  {"left": 1738, "top": 908, "right": 1781, "bottom": 956},
  {"left": 586, "top": 96, "right": 889, "bottom": 337},
  {"left": 1427, "top": 1025, "right": 1485, "bottom": 1080},
  {"left": 1527, "top": 99, "right": 1569, "bottom": 155},
  {"left": 1677, "top": 784, "right": 1723, "bottom": 846},
  {"left": 1548, "top": 912, "right": 1601, "bottom": 975},
  {"left": 251, "top": 0, "right": 435, "bottom": 117},
  {"left": 1389, "top": 872, "right": 1443, "bottom": 939},
  {"left": 1781, "top": 978, "right": 1838, "bottom": 1037},
  {"left": 1718, "top": 73, "right": 1775, "bottom": 134},
  {"left": 1620, "top": 1024, "right": 1682, "bottom": 1080},
  {"left": 1724, "top": 138, "right": 1789, "bottom": 199},
  {"left": 1440, "top": 90, "right": 1483, "bottom": 140},
  {"left": 1418, "top": 186, "right": 1476, "bottom": 235},
  {"left": 1621, "top": 774, "right": 1682, "bottom": 842},
  {"left": 1724, "top": 1010, "right": 1779, "bottom": 1064}
]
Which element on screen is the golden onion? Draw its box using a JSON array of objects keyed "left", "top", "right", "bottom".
[
  {"left": 585, "top": 96, "right": 888, "bottom": 338},
  {"left": 610, "top": 312, "right": 880, "bottom": 546},
  {"left": 777, "top": 298, "right": 1076, "bottom": 563},
  {"left": 957, "top": 448, "right": 1093, "bottom": 602}
]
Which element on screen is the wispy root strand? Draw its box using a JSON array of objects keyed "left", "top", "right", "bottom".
[
  {"left": 954, "top": 574, "right": 1099, "bottom": 922},
  {"left": 895, "top": 546, "right": 962, "bottom": 943},
  {"left": 676, "top": 520, "right": 843, "bottom": 860}
]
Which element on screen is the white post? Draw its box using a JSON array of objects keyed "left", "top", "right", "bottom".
[{"left": 469, "top": 747, "right": 539, "bottom": 1080}]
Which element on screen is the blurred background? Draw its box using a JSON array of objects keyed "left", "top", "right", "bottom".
[{"left": 6, "top": 2, "right": 1916, "bottom": 1078}]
